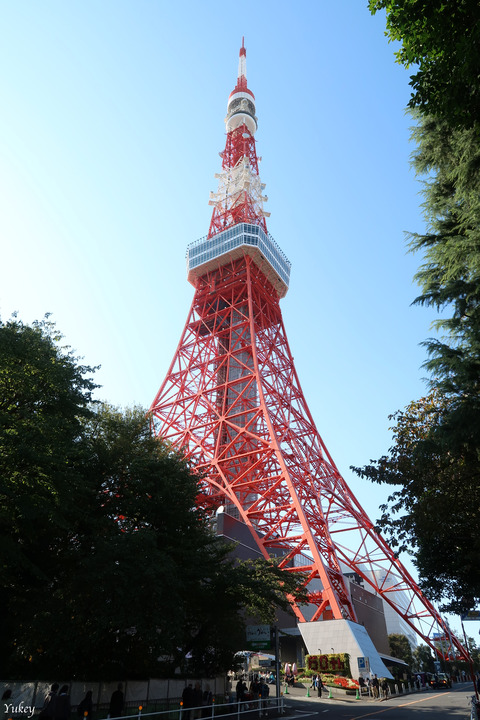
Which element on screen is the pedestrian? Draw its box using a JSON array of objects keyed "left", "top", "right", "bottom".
[
  {"left": 250, "top": 676, "right": 260, "bottom": 698},
  {"left": 40, "top": 684, "right": 60, "bottom": 720},
  {"left": 371, "top": 675, "right": 379, "bottom": 699},
  {"left": 109, "top": 684, "right": 124, "bottom": 719},
  {"left": 259, "top": 679, "right": 269, "bottom": 717},
  {"left": 192, "top": 683, "right": 202, "bottom": 719},
  {"left": 1, "top": 690, "right": 13, "bottom": 720},
  {"left": 317, "top": 676, "right": 324, "bottom": 698},
  {"left": 55, "top": 685, "right": 71, "bottom": 720},
  {"left": 77, "top": 691, "right": 93, "bottom": 719},
  {"left": 201, "top": 685, "right": 212, "bottom": 718},
  {"left": 235, "top": 678, "right": 246, "bottom": 706},
  {"left": 182, "top": 683, "right": 194, "bottom": 720},
  {"left": 380, "top": 678, "right": 389, "bottom": 700}
]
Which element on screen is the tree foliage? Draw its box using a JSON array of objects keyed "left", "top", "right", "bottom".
[
  {"left": 410, "top": 115, "right": 480, "bottom": 401},
  {"left": 0, "top": 316, "right": 97, "bottom": 670},
  {"left": 412, "top": 644, "right": 434, "bottom": 673},
  {"left": 353, "top": 390, "right": 480, "bottom": 613},
  {"left": 388, "top": 634, "right": 414, "bottom": 668},
  {"left": 1, "top": 317, "right": 305, "bottom": 680},
  {"left": 355, "top": 8, "right": 480, "bottom": 616},
  {"left": 369, "top": 1, "right": 480, "bottom": 128},
  {"left": 357, "top": 114, "right": 480, "bottom": 612},
  {"left": 467, "top": 637, "right": 480, "bottom": 670}
]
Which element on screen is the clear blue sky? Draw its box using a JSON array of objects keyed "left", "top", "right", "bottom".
[{"left": 0, "top": 2, "right": 475, "bottom": 640}]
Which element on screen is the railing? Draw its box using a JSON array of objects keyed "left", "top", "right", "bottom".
[
  {"left": 186, "top": 223, "right": 291, "bottom": 289},
  {"left": 107, "top": 697, "right": 284, "bottom": 720}
]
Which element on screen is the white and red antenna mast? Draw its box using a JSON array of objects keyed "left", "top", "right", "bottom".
[{"left": 208, "top": 38, "right": 270, "bottom": 238}]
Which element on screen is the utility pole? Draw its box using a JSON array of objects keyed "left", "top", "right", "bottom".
[{"left": 274, "top": 626, "right": 281, "bottom": 701}]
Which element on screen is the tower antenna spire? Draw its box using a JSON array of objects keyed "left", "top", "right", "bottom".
[{"left": 207, "top": 40, "right": 269, "bottom": 238}]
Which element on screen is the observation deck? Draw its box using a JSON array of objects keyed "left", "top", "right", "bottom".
[{"left": 186, "top": 223, "right": 291, "bottom": 298}]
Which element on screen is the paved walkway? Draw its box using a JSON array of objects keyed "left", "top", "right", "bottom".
[
  {"left": 275, "top": 684, "right": 360, "bottom": 704},
  {"left": 277, "top": 681, "right": 475, "bottom": 706}
]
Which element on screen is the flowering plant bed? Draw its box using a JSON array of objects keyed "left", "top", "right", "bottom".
[
  {"left": 332, "top": 676, "right": 359, "bottom": 690},
  {"left": 305, "top": 653, "right": 351, "bottom": 674},
  {"left": 297, "top": 673, "right": 359, "bottom": 691}
]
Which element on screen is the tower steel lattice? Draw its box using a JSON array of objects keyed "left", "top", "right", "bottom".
[{"left": 150, "top": 41, "right": 468, "bottom": 662}]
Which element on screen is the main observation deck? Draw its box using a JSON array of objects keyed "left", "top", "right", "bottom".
[{"left": 186, "top": 223, "right": 291, "bottom": 298}]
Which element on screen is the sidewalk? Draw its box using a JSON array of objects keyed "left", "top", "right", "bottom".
[{"left": 276, "top": 684, "right": 361, "bottom": 704}]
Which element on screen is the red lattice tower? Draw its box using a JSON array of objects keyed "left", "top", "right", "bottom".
[{"left": 150, "top": 41, "right": 468, "bottom": 662}]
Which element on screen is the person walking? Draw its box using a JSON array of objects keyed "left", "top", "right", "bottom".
[
  {"left": 77, "top": 691, "right": 93, "bottom": 719},
  {"left": 201, "top": 685, "right": 212, "bottom": 719},
  {"left": 55, "top": 686, "right": 71, "bottom": 720},
  {"left": 380, "top": 678, "right": 389, "bottom": 700},
  {"left": 40, "top": 684, "right": 59, "bottom": 720},
  {"left": 1, "top": 690, "right": 12, "bottom": 720},
  {"left": 235, "top": 678, "right": 246, "bottom": 707},
  {"left": 192, "top": 683, "right": 202, "bottom": 720},
  {"left": 109, "top": 685, "right": 124, "bottom": 719},
  {"left": 317, "top": 676, "right": 324, "bottom": 698},
  {"left": 259, "top": 679, "right": 269, "bottom": 717},
  {"left": 182, "top": 683, "right": 194, "bottom": 720}
]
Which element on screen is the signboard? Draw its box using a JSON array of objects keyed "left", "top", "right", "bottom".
[
  {"left": 246, "top": 625, "right": 272, "bottom": 651},
  {"left": 357, "top": 657, "right": 370, "bottom": 672},
  {"left": 461, "top": 611, "right": 480, "bottom": 621}
]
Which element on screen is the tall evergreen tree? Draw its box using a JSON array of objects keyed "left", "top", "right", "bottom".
[
  {"left": 354, "top": 5, "right": 480, "bottom": 615},
  {"left": 409, "top": 115, "right": 480, "bottom": 406}
]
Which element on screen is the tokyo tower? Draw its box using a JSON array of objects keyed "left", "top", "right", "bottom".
[{"left": 150, "top": 40, "right": 467, "bottom": 665}]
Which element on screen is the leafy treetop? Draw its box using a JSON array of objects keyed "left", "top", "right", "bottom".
[{"left": 369, "top": 1, "right": 480, "bottom": 128}]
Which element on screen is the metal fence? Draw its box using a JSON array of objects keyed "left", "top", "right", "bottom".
[
  {"left": 106, "top": 698, "right": 285, "bottom": 720},
  {"left": 1, "top": 692, "right": 284, "bottom": 720}
]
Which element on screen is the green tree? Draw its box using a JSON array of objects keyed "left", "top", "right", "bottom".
[
  {"left": 352, "top": 114, "right": 480, "bottom": 615},
  {"left": 0, "top": 315, "right": 97, "bottom": 674},
  {"left": 369, "top": 1, "right": 480, "bottom": 128},
  {"left": 467, "top": 637, "right": 480, "bottom": 670},
  {"left": 1, "top": 318, "right": 305, "bottom": 679},
  {"left": 412, "top": 644, "right": 434, "bottom": 673},
  {"left": 354, "top": 11, "right": 480, "bottom": 614},
  {"left": 352, "top": 390, "right": 480, "bottom": 613},
  {"left": 409, "top": 115, "right": 480, "bottom": 401},
  {"left": 388, "top": 633, "right": 414, "bottom": 668}
]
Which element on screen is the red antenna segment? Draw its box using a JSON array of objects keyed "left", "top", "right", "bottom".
[{"left": 208, "top": 40, "right": 268, "bottom": 239}]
